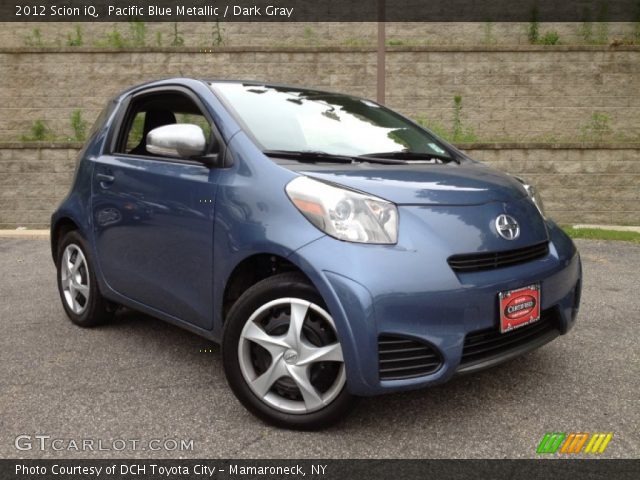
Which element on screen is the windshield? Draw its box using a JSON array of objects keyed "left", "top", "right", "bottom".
[{"left": 211, "top": 82, "right": 453, "bottom": 160}]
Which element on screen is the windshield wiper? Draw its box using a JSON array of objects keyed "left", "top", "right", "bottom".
[
  {"left": 360, "top": 151, "right": 459, "bottom": 164},
  {"left": 263, "top": 149, "right": 411, "bottom": 165},
  {"left": 263, "top": 150, "right": 354, "bottom": 164},
  {"left": 265, "top": 148, "right": 459, "bottom": 166}
]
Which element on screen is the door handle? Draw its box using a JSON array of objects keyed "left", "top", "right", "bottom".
[{"left": 96, "top": 173, "right": 115, "bottom": 185}]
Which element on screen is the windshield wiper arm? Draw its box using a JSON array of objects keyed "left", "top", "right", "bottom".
[
  {"left": 263, "top": 150, "right": 354, "bottom": 164},
  {"left": 360, "top": 151, "right": 458, "bottom": 164},
  {"left": 263, "top": 149, "right": 435, "bottom": 166}
]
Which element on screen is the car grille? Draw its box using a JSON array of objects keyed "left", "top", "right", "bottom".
[
  {"left": 447, "top": 242, "right": 549, "bottom": 273},
  {"left": 457, "top": 309, "right": 560, "bottom": 371},
  {"left": 378, "top": 335, "right": 443, "bottom": 380}
]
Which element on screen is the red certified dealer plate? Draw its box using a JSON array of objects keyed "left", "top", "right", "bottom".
[{"left": 498, "top": 284, "right": 540, "bottom": 333}]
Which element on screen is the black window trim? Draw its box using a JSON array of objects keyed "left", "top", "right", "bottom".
[{"left": 107, "top": 84, "right": 227, "bottom": 168}]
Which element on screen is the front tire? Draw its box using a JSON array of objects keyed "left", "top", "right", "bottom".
[
  {"left": 222, "top": 273, "right": 357, "bottom": 430},
  {"left": 56, "top": 230, "right": 114, "bottom": 327}
]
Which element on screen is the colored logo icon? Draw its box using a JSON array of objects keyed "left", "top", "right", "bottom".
[{"left": 536, "top": 432, "right": 613, "bottom": 454}]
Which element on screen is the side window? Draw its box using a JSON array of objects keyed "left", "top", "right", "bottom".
[
  {"left": 125, "top": 111, "right": 146, "bottom": 151},
  {"left": 115, "top": 91, "right": 214, "bottom": 158},
  {"left": 176, "top": 113, "right": 212, "bottom": 140}
]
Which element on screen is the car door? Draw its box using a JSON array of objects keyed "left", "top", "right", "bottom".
[{"left": 91, "top": 87, "right": 222, "bottom": 329}]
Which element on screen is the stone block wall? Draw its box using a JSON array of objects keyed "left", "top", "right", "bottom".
[
  {"left": 0, "top": 22, "right": 637, "bottom": 48},
  {"left": 0, "top": 45, "right": 638, "bottom": 142},
  {"left": 0, "top": 144, "right": 637, "bottom": 228},
  {"left": 0, "top": 28, "right": 638, "bottom": 227}
]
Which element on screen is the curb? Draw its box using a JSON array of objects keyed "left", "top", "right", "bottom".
[
  {"left": 572, "top": 224, "right": 640, "bottom": 233},
  {"left": 0, "top": 230, "right": 49, "bottom": 238}
]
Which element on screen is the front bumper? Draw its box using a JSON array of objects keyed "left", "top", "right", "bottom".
[{"left": 289, "top": 219, "right": 582, "bottom": 396}]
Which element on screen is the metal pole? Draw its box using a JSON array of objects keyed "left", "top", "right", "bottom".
[{"left": 377, "top": 1, "right": 385, "bottom": 104}]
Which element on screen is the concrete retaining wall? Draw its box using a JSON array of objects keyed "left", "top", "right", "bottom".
[
  {"left": 1, "top": 40, "right": 638, "bottom": 227},
  {"left": 1, "top": 45, "right": 638, "bottom": 143},
  {"left": 1, "top": 22, "right": 637, "bottom": 48},
  {"left": 1, "top": 143, "right": 637, "bottom": 228}
]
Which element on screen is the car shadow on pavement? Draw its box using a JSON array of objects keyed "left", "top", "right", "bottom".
[{"left": 98, "top": 306, "right": 563, "bottom": 432}]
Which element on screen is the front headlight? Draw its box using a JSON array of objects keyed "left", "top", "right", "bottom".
[
  {"left": 516, "top": 177, "right": 545, "bottom": 217},
  {"left": 285, "top": 176, "right": 398, "bottom": 244}
]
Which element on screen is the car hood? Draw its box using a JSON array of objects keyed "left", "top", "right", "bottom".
[{"left": 297, "top": 163, "right": 528, "bottom": 206}]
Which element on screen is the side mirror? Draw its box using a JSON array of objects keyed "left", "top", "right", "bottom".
[{"left": 146, "top": 124, "right": 206, "bottom": 159}]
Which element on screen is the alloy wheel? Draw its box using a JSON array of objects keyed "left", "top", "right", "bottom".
[
  {"left": 238, "top": 298, "right": 346, "bottom": 414},
  {"left": 60, "top": 244, "right": 90, "bottom": 314}
]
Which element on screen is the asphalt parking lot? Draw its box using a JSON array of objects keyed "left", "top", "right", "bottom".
[{"left": 0, "top": 237, "right": 638, "bottom": 459}]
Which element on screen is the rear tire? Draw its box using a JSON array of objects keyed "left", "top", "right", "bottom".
[
  {"left": 56, "top": 230, "right": 114, "bottom": 327},
  {"left": 222, "top": 273, "right": 357, "bottom": 430}
]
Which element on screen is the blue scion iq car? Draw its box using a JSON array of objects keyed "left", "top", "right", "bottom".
[{"left": 51, "top": 78, "right": 582, "bottom": 429}]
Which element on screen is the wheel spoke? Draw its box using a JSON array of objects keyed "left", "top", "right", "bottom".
[
  {"left": 251, "top": 356, "right": 287, "bottom": 397},
  {"left": 62, "top": 249, "right": 72, "bottom": 276},
  {"left": 70, "top": 254, "right": 82, "bottom": 274},
  {"left": 69, "top": 287, "right": 80, "bottom": 312},
  {"left": 298, "top": 342, "right": 343, "bottom": 365},
  {"left": 286, "top": 301, "right": 310, "bottom": 349},
  {"left": 286, "top": 364, "right": 324, "bottom": 411},
  {"left": 74, "top": 283, "right": 89, "bottom": 297},
  {"left": 242, "top": 322, "right": 289, "bottom": 356}
]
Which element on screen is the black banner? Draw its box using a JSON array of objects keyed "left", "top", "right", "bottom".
[
  {"left": 2, "top": 459, "right": 640, "bottom": 480},
  {"left": 3, "top": 0, "right": 640, "bottom": 22}
]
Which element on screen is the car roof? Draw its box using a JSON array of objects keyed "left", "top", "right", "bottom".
[
  {"left": 206, "top": 79, "right": 349, "bottom": 96},
  {"left": 115, "top": 77, "right": 364, "bottom": 103}
]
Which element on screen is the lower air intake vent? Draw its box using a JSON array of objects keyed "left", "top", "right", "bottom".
[
  {"left": 457, "top": 308, "right": 560, "bottom": 373},
  {"left": 378, "top": 335, "right": 442, "bottom": 380}
]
